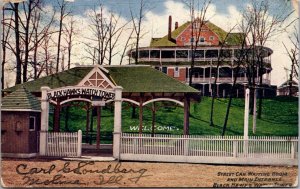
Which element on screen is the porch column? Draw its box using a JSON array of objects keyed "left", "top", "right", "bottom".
[
  {"left": 39, "top": 86, "right": 50, "bottom": 156},
  {"left": 183, "top": 96, "right": 190, "bottom": 135},
  {"left": 113, "top": 86, "right": 123, "bottom": 159}
]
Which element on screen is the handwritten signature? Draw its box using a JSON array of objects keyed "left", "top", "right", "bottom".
[{"left": 16, "top": 161, "right": 152, "bottom": 186}]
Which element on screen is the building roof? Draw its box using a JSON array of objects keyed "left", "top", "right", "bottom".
[
  {"left": 4, "top": 67, "right": 93, "bottom": 93},
  {"left": 150, "top": 21, "right": 244, "bottom": 47},
  {"left": 106, "top": 66, "right": 198, "bottom": 93},
  {"left": 2, "top": 87, "right": 41, "bottom": 112},
  {"left": 4, "top": 65, "right": 199, "bottom": 94},
  {"left": 278, "top": 80, "right": 298, "bottom": 89}
]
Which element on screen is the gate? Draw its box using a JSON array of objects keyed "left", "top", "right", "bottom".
[{"left": 40, "top": 130, "right": 82, "bottom": 157}]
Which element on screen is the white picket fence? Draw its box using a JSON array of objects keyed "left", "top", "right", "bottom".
[
  {"left": 120, "top": 133, "right": 298, "bottom": 165},
  {"left": 44, "top": 130, "right": 82, "bottom": 157}
]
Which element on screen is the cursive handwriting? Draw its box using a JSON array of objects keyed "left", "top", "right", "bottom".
[
  {"left": 15, "top": 161, "right": 152, "bottom": 186},
  {"left": 22, "top": 174, "right": 85, "bottom": 185}
]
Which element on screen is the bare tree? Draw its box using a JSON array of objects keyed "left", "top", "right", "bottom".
[
  {"left": 283, "top": 26, "right": 299, "bottom": 96},
  {"left": 63, "top": 15, "right": 76, "bottom": 69},
  {"left": 55, "top": 0, "right": 71, "bottom": 73},
  {"left": 183, "top": 0, "right": 211, "bottom": 86},
  {"left": 130, "top": 0, "right": 149, "bottom": 64},
  {"left": 1, "top": 9, "right": 14, "bottom": 90},
  {"left": 242, "top": 0, "right": 293, "bottom": 133},
  {"left": 209, "top": 26, "right": 236, "bottom": 127}
]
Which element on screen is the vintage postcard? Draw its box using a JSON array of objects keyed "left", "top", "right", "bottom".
[{"left": 0, "top": 0, "right": 298, "bottom": 188}]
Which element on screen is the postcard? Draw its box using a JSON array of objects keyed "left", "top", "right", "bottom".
[{"left": 0, "top": 0, "right": 298, "bottom": 188}]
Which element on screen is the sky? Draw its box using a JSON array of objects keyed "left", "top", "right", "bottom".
[{"left": 4, "top": 0, "right": 299, "bottom": 87}]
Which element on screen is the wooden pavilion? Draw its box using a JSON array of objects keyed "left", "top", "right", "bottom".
[{"left": 3, "top": 65, "right": 200, "bottom": 156}]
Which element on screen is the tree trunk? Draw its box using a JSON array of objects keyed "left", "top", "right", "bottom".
[{"left": 14, "top": 3, "right": 22, "bottom": 84}]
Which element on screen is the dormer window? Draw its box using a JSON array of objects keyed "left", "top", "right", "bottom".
[{"left": 209, "top": 36, "right": 214, "bottom": 40}]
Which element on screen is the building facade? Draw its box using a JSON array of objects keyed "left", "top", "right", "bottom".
[{"left": 128, "top": 16, "right": 275, "bottom": 97}]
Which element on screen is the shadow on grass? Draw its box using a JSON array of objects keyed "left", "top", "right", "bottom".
[{"left": 190, "top": 114, "right": 242, "bottom": 135}]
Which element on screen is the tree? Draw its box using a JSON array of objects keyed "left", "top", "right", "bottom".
[
  {"left": 241, "top": 0, "right": 293, "bottom": 133},
  {"left": 209, "top": 26, "right": 236, "bottom": 127},
  {"left": 2, "top": 9, "right": 14, "bottom": 90},
  {"left": 55, "top": 0, "right": 71, "bottom": 73},
  {"left": 63, "top": 15, "right": 76, "bottom": 69},
  {"left": 130, "top": 0, "right": 149, "bottom": 64},
  {"left": 183, "top": 0, "right": 211, "bottom": 86},
  {"left": 283, "top": 26, "right": 299, "bottom": 96}
]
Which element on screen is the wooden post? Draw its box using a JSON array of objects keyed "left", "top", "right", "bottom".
[
  {"left": 253, "top": 88, "right": 257, "bottom": 134},
  {"left": 86, "top": 104, "right": 90, "bottom": 144},
  {"left": 113, "top": 86, "right": 123, "bottom": 159},
  {"left": 151, "top": 102, "right": 156, "bottom": 137},
  {"left": 244, "top": 88, "right": 250, "bottom": 156},
  {"left": 53, "top": 101, "right": 61, "bottom": 132},
  {"left": 77, "top": 130, "right": 82, "bottom": 157},
  {"left": 183, "top": 96, "right": 190, "bottom": 135},
  {"left": 96, "top": 106, "right": 101, "bottom": 150},
  {"left": 139, "top": 95, "right": 143, "bottom": 134},
  {"left": 39, "top": 86, "right": 50, "bottom": 156}
]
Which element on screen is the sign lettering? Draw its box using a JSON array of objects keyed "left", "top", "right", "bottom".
[{"left": 47, "top": 87, "right": 115, "bottom": 100}]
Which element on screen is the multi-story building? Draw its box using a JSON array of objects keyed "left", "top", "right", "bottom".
[{"left": 128, "top": 16, "right": 276, "bottom": 97}]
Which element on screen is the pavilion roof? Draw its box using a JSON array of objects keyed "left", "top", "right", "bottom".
[{"left": 3, "top": 65, "right": 199, "bottom": 94}]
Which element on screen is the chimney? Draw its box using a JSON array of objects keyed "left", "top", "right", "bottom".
[
  {"left": 175, "top": 22, "right": 178, "bottom": 29},
  {"left": 168, "top": 15, "right": 172, "bottom": 41}
]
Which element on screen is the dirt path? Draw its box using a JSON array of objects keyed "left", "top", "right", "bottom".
[{"left": 1, "top": 158, "right": 298, "bottom": 188}]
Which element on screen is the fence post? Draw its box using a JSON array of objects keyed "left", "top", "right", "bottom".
[
  {"left": 233, "top": 140, "right": 237, "bottom": 157},
  {"left": 291, "top": 141, "right": 295, "bottom": 159},
  {"left": 77, "top": 130, "right": 82, "bottom": 157},
  {"left": 184, "top": 136, "right": 189, "bottom": 156}
]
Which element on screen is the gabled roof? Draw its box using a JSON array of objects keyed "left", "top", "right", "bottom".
[
  {"left": 278, "top": 80, "right": 298, "bottom": 88},
  {"left": 150, "top": 20, "right": 244, "bottom": 47},
  {"left": 4, "top": 65, "right": 199, "bottom": 94},
  {"left": 106, "top": 66, "right": 198, "bottom": 93},
  {"left": 2, "top": 87, "right": 41, "bottom": 112},
  {"left": 4, "top": 67, "right": 93, "bottom": 93}
]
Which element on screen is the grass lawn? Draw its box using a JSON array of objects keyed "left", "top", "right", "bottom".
[{"left": 51, "top": 96, "right": 298, "bottom": 143}]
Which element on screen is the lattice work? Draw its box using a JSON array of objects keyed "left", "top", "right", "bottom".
[{"left": 82, "top": 71, "right": 113, "bottom": 89}]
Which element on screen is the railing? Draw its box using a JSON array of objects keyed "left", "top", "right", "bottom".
[
  {"left": 44, "top": 130, "right": 82, "bottom": 157},
  {"left": 120, "top": 134, "right": 298, "bottom": 165},
  {"left": 186, "top": 77, "right": 270, "bottom": 85}
]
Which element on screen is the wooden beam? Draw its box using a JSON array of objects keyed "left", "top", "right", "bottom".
[
  {"left": 139, "top": 94, "right": 144, "bottom": 134},
  {"left": 85, "top": 103, "right": 90, "bottom": 144},
  {"left": 183, "top": 96, "right": 190, "bottom": 135},
  {"left": 53, "top": 101, "right": 61, "bottom": 132},
  {"left": 96, "top": 106, "right": 101, "bottom": 149},
  {"left": 151, "top": 102, "right": 156, "bottom": 137}
]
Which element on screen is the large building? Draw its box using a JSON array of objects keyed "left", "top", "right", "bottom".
[{"left": 128, "top": 16, "right": 275, "bottom": 97}]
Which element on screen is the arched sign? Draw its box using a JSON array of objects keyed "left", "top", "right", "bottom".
[{"left": 46, "top": 86, "right": 115, "bottom": 101}]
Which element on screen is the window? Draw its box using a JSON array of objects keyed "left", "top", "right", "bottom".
[
  {"left": 200, "top": 37, "right": 205, "bottom": 43},
  {"left": 161, "top": 51, "right": 175, "bottom": 58},
  {"left": 176, "top": 50, "right": 188, "bottom": 58},
  {"left": 162, "top": 67, "right": 167, "bottom": 74},
  {"left": 190, "top": 37, "right": 195, "bottom": 43},
  {"left": 174, "top": 67, "right": 180, "bottom": 77},
  {"left": 29, "top": 116, "right": 36, "bottom": 131},
  {"left": 209, "top": 36, "right": 214, "bottom": 41},
  {"left": 139, "top": 50, "right": 149, "bottom": 58},
  {"left": 150, "top": 50, "right": 160, "bottom": 58}
]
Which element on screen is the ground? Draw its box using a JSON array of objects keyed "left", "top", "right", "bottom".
[{"left": 1, "top": 158, "right": 298, "bottom": 187}]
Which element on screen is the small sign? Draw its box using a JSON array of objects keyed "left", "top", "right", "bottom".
[{"left": 92, "top": 100, "right": 106, "bottom": 107}]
